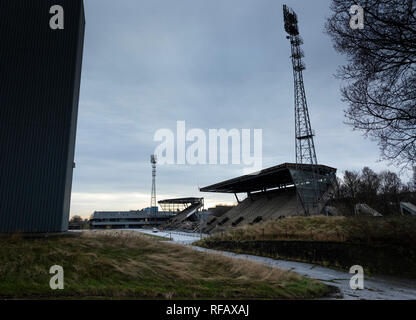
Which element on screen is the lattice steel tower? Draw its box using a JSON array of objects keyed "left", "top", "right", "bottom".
[
  {"left": 283, "top": 5, "right": 317, "bottom": 165},
  {"left": 150, "top": 155, "right": 157, "bottom": 213}
]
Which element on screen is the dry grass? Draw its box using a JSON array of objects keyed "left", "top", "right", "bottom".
[
  {"left": 205, "top": 215, "right": 416, "bottom": 248},
  {"left": 0, "top": 230, "right": 329, "bottom": 299}
]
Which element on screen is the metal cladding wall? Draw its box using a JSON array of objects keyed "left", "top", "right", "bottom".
[{"left": 0, "top": 0, "right": 85, "bottom": 232}]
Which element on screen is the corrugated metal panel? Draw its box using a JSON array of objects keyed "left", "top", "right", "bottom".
[{"left": 0, "top": 0, "right": 85, "bottom": 232}]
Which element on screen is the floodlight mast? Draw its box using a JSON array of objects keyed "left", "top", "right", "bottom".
[
  {"left": 150, "top": 155, "right": 157, "bottom": 214},
  {"left": 283, "top": 4, "right": 318, "bottom": 166},
  {"left": 283, "top": 5, "right": 320, "bottom": 215}
]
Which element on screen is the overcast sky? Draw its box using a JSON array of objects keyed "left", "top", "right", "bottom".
[{"left": 70, "top": 0, "right": 410, "bottom": 218}]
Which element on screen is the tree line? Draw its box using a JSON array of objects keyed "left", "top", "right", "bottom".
[{"left": 332, "top": 166, "right": 416, "bottom": 215}]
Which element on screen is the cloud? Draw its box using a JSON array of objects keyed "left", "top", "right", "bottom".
[{"left": 70, "top": 0, "right": 402, "bottom": 217}]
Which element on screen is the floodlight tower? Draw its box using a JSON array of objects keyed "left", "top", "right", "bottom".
[
  {"left": 150, "top": 155, "right": 157, "bottom": 214},
  {"left": 283, "top": 4, "right": 317, "bottom": 165},
  {"left": 283, "top": 5, "right": 320, "bottom": 215}
]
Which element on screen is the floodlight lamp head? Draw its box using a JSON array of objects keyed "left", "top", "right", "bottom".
[
  {"left": 283, "top": 4, "right": 299, "bottom": 36},
  {"left": 150, "top": 154, "right": 157, "bottom": 164}
]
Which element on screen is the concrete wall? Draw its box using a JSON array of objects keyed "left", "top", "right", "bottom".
[{"left": 202, "top": 240, "right": 416, "bottom": 278}]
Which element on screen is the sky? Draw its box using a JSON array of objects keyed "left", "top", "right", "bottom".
[{"left": 70, "top": 0, "right": 411, "bottom": 218}]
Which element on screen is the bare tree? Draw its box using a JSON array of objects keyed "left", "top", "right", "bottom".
[
  {"left": 358, "top": 166, "right": 381, "bottom": 202},
  {"left": 342, "top": 170, "right": 361, "bottom": 199},
  {"left": 326, "top": 0, "right": 416, "bottom": 169},
  {"left": 69, "top": 215, "right": 89, "bottom": 229},
  {"left": 379, "top": 170, "right": 402, "bottom": 195},
  {"left": 69, "top": 215, "right": 83, "bottom": 223},
  {"left": 334, "top": 176, "right": 344, "bottom": 199}
]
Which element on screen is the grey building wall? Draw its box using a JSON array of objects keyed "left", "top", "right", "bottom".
[{"left": 0, "top": 0, "right": 85, "bottom": 232}]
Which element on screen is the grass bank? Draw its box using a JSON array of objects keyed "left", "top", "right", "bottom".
[
  {"left": 0, "top": 230, "right": 329, "bottom": 299},
  {"left": 195, "top": 216, "right": 416, "bottom": 278},
  {"left": 203, "top": 216, "right": 416, "bottom": 248}
]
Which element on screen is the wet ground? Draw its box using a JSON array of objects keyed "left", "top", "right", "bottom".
[
  {"left": 135, "top": 229, "right": 206, "bottom": 243},
  {"left": 192, "top": 246, "right": 416, "bottom": 300}
]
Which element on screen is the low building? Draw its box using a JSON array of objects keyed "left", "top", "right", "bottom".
[{"left": 90, "top": 210, "right": 175, "bottom": 229}]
